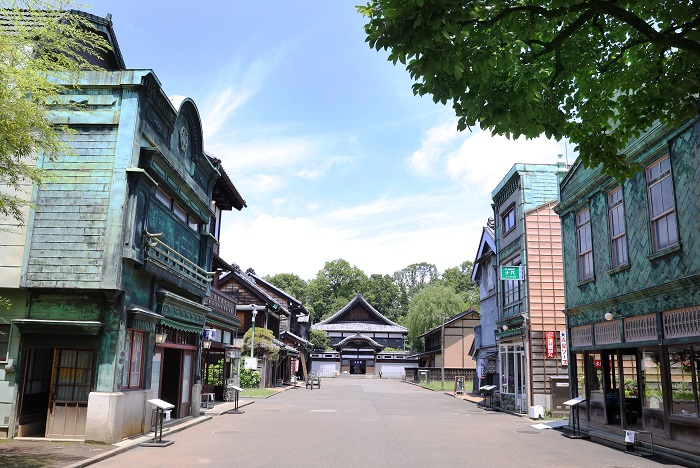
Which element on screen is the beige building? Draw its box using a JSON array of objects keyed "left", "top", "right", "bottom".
[{"left": 417, "top": 310, "right": 480, "bottom": 370}]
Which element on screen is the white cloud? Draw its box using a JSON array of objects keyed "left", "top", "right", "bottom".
[{"left": 407, "top": 120, "right": 461, "bottom": 176}]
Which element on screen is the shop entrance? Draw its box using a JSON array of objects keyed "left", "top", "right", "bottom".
[
  {"left": 602, "top": 350, "right": 642, "bottom": 429},
  {"left": 159, "top": 348, "right": 194, "bottom": 419},
  {"left": 350, "top": 359, "right": 366, "bottom": 374}
]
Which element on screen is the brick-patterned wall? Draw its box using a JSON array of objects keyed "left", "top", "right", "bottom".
[{"left": 530, "top": 330, "right": 567, "bottom": 395}]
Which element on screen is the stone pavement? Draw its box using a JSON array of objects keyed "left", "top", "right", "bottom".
[
  {"left": 0, "top": 389, "right": 281, "bottom": 468},
  {"left": 0, "top": 384, "right": 534, "bottom": 468}
]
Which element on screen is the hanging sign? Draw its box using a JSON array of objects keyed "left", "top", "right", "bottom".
[
  {"left": 560, "top": 330, "right": 568, "bottom": 366},
  {"left": 545, "top": 331, "right": 556, "bottom": 358}
]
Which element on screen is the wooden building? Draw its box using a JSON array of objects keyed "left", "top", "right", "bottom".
[
  {"left": 491, "top": 163, "right": 568, "bottom": 414},
  {"left": 415, "top": 309, "right": 480, "bottom": 371},
  {"left": 0, "top": 11, "right": 245, "bottom": 443},
  {"left": 311, "top": 294, "right": 417, "bottom": 378},
  {"left": 555, "top": 117, "right": 700, "bottom": 462}
]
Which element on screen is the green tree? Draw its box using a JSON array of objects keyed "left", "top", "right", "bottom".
[
  {"left": 0, "top": 1, "right": 110, "bottom": 225},
  {"left": 243, "top": 327, "right": 279, "bottom": 361},
  {"left": 358, "top": 1, "right": 700, "bottom": 179},
  {"left": 442, "top": 261, "right": 479, "bottom": 310},
  {"left": 393, "top": 262, "right": 439, "bottom": 314},
  {"left": 264, "top": 272, "right": 310, "bottom": 304},
  {"left": 363, "top": 273, "right": 402, "bottom": 321},
  {"left": 404, "top": 283, "right": 465, "bottom": 351},
  {"left": 309, "top": 328, "right": 330, "bottom": 350},
  {"left": 307, "top": 259, "right": 368, "bottom": 322}
]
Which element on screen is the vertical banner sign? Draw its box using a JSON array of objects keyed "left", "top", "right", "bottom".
[
  {"left": 545, "top": 331, "right": 556, "bottom": 358},
  {"left": 560, "top": 330, "right": 568, "bottom": 366}
]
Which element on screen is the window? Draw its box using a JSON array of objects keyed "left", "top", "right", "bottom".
[
  {"left": 577, "top": 209, "right": 593, "bottom": 281},
  {"left": 668, "top": 347, "right": 699, "bottom": 418},
  {"left": 155, "top": 186, "right": 172, "bottom": 207},
  {"left": 641, "top": 350, "right": 663, "bottom": 410},
  {"left": 502, "top": 263, "right": 522, "bottom": 306},
  {"left": 608, "top": 187, "right": 628, "bottom": 268},
  {"left": 154, "top": 187, "right": 199, "bottom": 232},
  {"left": 646, "top": 155, "right": 678, "bottom": 252},
  {"left": 122, "top": 330, "right": 144, "bottom": 388},
  {"left": 173, "top": 202, "right": 187, "bottom": 223},
  {"left": 0, "top": 324, "right": 9, "bottom": 360},
  {"left": 501, "top": 206, "right": 515, "bottom": 233}
]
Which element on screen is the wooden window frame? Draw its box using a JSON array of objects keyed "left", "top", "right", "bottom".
[
  {"left": 577, "top": 208, "right": 594, "bottom": 281},
  {"left": 608, "top": 186, "right": 628, "bottom": 268},
  {"left": 122, "top": 329, "right": 144, "bottom": 389},
  {"left": 646, "top": 154, "right": 679, "bottom": 253}
]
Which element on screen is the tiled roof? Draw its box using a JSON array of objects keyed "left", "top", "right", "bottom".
[
  {"left": 281, "top": 330, "right": 309, "bottom": 346},
  {"left": 333, "top": 333, "right": 383, "bottom": 350},
  {"left": 218, "top": 269, "right": 289, "bottom": 317},
  {"left": 315, "top": 293, "right": 405, "bottom": 329},
  {"left": 249, "top": 273, "right": 310, "bottom": 318}
]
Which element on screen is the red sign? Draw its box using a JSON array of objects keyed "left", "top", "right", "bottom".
[
  {"left": 594, "top": 359, "right": 602, "bottom": 369},
  {"left": 545, "top": 331, "right": 556, "bottom": 358}
]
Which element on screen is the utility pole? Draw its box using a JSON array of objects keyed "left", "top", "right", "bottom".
[{"left": 441, "top": 312, "right": 446, "bottom": 390}]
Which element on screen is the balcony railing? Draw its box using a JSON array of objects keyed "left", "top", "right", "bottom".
[{"left": 144, "top": 231, "right": 214, "bottom": 293}]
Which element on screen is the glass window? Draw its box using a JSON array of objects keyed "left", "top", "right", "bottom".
[
  {"left": 122, "top": 330, "right": 144, "bottom": 389},
  {"left": 668, "top": 347, "right": 698, "bottom": 417},
  {"left": 155, "top": 186, "right": 172, "bottom": 208},
  {"left": 641, "top": 349, "right": 663, "bottom": 410},
  {"left": 173, "top": 202, "right": 187, "bottom": 223},
  {"left": 0, "top": 324, "right": 9, "bottom": 360},
  {"left": 608, "top": 187, "right": 628, "bottom": 268},
  {"left": 587, "top": 353, "right": 604, "bottom": 403},
  {"left": 502, "top": 207, "right": 515, "bottom": 233},
  {"left": 577, "top": 209, "right": 593, "bottom": 280},
  {"left": 646, "top": 155, "right": 678, "bottom": 252}
]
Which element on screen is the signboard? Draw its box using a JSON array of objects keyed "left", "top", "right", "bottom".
[
  {"left": 225, "top": 348, "right": 241, "bottom": 359},
  {"left": 560, "top": 330, "right": 568, "bottom": 366},
  {"left": 545, "top": 331, "right": 556, "bottom": 358},
  {"left": 244, "top": 357, "right": 258, "bottom": 369},
  {"left": 454, "top": 376, "right": 465, "bottom": 395},
  {"left": 477, "top": 359, "right": 486, "bottom": 379},
  {"left": 500, "top": 265, "right": 523, "bottom": 281},
  {"left": 203, "top": 328, "right": 216, "bottom": 341},
  {"left": 487, "top": 360, "right": 497, "bottom": 374}
]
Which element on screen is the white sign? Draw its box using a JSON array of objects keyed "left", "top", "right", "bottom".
[
  {"left": 477, "top": 358, "right": 487, "bottom": 379},
  {"left": 203, "top": 328, "right": 216, "bottom": 341},
  {"left": 625, "top": 430, "right": 635, "bottom": 443},
  {"left": 560, "top": 330, "right": 568, "bottom": 366},
  {"left": 244, "top": 357, "right": 258, "bottom": 369}
]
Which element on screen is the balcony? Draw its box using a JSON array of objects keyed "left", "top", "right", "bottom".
[{"left": 144, "top": 231, "right": 213, "bottom": 294}]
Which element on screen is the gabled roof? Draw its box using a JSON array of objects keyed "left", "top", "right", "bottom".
[
  {"left": 418, "top": 309, "right": 480, "bottom": 339},
  {"left": 315, "top": 293, "right": 404, "bottom": 329},
  {"left": 218, "top": 268, "right": 290, "bottom": 317},
  {"left": 472, "top": 225, "right": 496, "bottom": 282},
  {"left": 332, "top": 332, "right": 384, "bottom": 351},
  {"left": 281, "top": 330, "right": 310, "bottom": 347},
  {"left": 206, "top": 152, "right": 246, "bottom": 211},
  {"left": 249, "top": 273, "right": 310, "bottom": 318}
]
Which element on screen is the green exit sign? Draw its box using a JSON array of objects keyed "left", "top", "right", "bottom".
[{"left": 500, "top": 266, "right": 523, "bottom": 281}]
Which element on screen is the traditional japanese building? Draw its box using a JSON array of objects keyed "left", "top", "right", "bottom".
[
  {"left": 555, "top": 117, "right": 700, "bottom": 462},
  {"left": 0, "top": 11, "right": 246, "bottom": 442},
  {"left": 310, "top": 294, "right": 417, "bottom": 378}
]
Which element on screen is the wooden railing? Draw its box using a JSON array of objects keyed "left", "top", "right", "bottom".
[{"left": 144, "top": 231, "right": 214, "bottom": 293}]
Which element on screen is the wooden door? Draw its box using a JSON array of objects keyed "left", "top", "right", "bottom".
[{"left": 45, "top": 349, "right": 94, "bottom": 439}]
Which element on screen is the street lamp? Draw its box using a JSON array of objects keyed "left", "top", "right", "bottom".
[{"left": 250, "top": 305, "right": 258, "bottom": 359}]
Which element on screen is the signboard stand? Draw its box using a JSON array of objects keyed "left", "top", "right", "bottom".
[
  {"left": 479, "top": 385, "right": 497, "bottom": 410},
  {"left": 227, "top": 385, "right": 245, "bottom": 414},
  {"left": 142, "top": 399, "right": 175, "bottom": 447},
  {"left": 562, "top": 397, "right": 589, "bottom": 439},
  {"left": 454, "top": 376, "right": 465, "bottom": 395}
]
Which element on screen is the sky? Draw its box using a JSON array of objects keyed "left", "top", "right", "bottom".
[{"left": 86, "top": 1, "right": 575, "bottom": 281}]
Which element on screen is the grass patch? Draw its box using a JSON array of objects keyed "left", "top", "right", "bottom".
[
  {"left": 418, "top": 380, "right": 474, "bottom": 392},
  {"left": 240, "top": 388, "right": 278, "bottom": 398}
]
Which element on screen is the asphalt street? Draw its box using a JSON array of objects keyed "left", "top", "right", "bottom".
[{"left": 92, "top": 378, "right": 680, "bottom": 468}]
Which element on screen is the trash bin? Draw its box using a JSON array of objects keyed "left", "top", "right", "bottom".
[{"left": 418, "top": 370, "right": 429, "bottom": 383}]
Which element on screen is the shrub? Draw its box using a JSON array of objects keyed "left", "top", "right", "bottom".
[{"left": 240, "top": 367, "right": 261, "bottom": 388}]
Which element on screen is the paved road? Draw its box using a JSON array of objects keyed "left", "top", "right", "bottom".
[{"left": 94, "top": 378, "right": 679, "bottom": 468}]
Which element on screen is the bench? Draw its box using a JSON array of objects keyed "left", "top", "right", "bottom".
[
  {"left": 306, "top": 374, "right": 320, "bottom": 390},
  {"left": 201, "top": 392, "right": 215, "bottom": 409}
]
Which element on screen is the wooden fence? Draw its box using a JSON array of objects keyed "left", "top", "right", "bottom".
[{"left": 405, "top": 367, "right": 475, "bottom": 384}]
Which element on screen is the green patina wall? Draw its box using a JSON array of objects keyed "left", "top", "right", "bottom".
[
  {"left": 147, "top": 200, "right": 200, "bottom": 264},
  {"left": 560, "top": 120, "right": 700, "bottom": 326}
]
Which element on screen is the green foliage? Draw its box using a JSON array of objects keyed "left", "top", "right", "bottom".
[
  {"left": 239, "top": 367, "right": 261, "bottom": 388},
  {"left": 0, "top": 1, "right": 111, "bottom": 225},
  {"left": 363, "top": 273, "right": 402, "bottom": 321},
  {"left": 242, "top": 327, "right": 279, "bottom": 361},
  {"left": 307, "top": 259, "right": 368, "bottom": 322},
  {"left": 442, "top": 261, "right": 479, "bottom": 310},
  {"left": 358, "top": 0, "right": 700, "bottom": 180},
  {"left": 309, "top": 328, "right": 330, "bottom": 350},
  {"left": 393, "top": 262, "right": 440, "bottom": 316},
  {"left": 263, "top": 273, "right": 310, "bottom": 305},
  {"left": 404, "top": 283, "right": 465, "bottom": 350},
  {"left": 205, "top": 358, "right": 224, "bottom": 385}
]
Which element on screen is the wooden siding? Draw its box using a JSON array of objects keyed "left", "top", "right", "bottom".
[
  {"left": 25, "top": 127, "right": 118, "bottom": 288},
  {"left": 524, "top": 202, "right": 566, "bottom": 332}
]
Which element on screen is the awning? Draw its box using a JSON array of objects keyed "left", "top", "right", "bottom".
[
  {"left": 162, "top": 318, "right": 203, "bottom": 334},
  {"left": 205, "top": 317, "right": 239, "bottom": 331},
  {"left": 12, "top": 319, "right": 102, "bottom": 335}
]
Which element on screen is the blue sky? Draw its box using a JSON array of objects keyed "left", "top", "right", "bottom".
[{"left": 87, "top": 1, "right": 574, "bottom": 280}]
